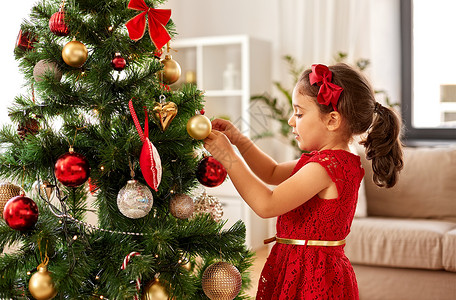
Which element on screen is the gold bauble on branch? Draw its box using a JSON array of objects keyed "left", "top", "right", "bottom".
[
  {"left": 142, "top": 279, "right": 173, "bottom": 300},
  {"left": 187, "top": 114, "right": 212, "bottom": 140},
  {"left": 28, "top": 266, "right": 58, "bottom": 300},
  {"left": 156, "top": 54, "right": 181, "bottom": 85},
  {"left": 202, "top": 262, "right": 242, "bottom": 300},
  {"left": 0, "top": 182, "right": 21, "bottom": 216},
  {"left": 62, "top": 39, "right": 88, "bottom": 68}
]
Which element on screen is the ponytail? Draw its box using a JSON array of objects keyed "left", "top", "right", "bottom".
[{"left": 360, "top": 103, "right": 403, "bottom": 188}]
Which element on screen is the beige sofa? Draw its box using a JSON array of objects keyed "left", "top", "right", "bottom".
[{"left": 346, "top": 145, "right": 456, "bottom": 300}]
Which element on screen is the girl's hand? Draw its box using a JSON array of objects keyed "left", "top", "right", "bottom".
[
  {"left": 211, "top": 119, "right": 243, "bottom": 145},
  {"left": 203, "top": 130, "right": 238, "bottom": 170}
]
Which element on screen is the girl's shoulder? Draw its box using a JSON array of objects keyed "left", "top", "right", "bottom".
[{"left": 291, "top": 149, "right": 362, "bottom": 177}]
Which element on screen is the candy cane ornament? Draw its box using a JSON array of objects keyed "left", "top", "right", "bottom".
[{"left": 121, "top": 251, "right": 142, "bottom": 300}]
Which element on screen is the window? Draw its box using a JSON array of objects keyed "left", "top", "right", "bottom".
[{"left": 401, "top": 0, "right": 456, "bottom": 142}]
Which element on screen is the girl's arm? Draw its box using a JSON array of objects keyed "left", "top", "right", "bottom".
[
  {"left": 211, "top": 119, "right": 297, "bottom": 185},
  {"left": 204, "top": 131, "right": 334, "bottom": 218}
]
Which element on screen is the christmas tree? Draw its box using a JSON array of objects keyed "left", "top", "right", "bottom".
[{"left": 0, "top": 0, "right": 253, "bottom": 298}]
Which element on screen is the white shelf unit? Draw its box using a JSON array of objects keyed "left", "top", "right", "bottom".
[{"left": 172, "top": 35, "right": 272, "bottom": 250}]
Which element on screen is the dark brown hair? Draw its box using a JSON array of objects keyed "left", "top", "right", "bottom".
[{"left": 297, "top": 63, "right": 403, "bottom": 188}]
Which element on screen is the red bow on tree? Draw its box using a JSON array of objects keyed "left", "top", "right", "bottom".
[
  {"left": 125, "top": 0, "right": 171, "bottom": 50},
  {"left": 309, "top": 64, "right": 343, "bottom": 111}
]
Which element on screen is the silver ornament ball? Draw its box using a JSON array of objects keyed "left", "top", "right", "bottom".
[{"left": 117, "top": 180, "right": 154, "bottom": 219}]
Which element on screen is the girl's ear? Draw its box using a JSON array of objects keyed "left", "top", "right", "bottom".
[{"left": 325, "top": 111, "right": 343, "bottom": 131}]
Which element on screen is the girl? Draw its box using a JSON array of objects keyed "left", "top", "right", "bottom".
[{"left": 203, "top": 63, "right": 403, "bottom": 299}]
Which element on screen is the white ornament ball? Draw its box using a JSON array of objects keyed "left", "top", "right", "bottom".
[
  {"left": 33, "top": 60, "right": 62, "bottom": 82},
  {"left": 117, "top": 180, "right": 153, "bottom": 219}
]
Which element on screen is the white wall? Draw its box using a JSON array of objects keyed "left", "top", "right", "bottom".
[
  {"left": 166, "top": 0, "right": 401, "bottom": 106},
  {"left": 1, "top": 0, "right": 37, "bottom": 126}
]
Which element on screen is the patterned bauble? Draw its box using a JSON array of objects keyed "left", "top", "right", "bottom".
[
  {"left": 0, "top": 182, "right": 21, "bottom": 216},
  {"left": 62, "top": 39, "right": 88, "bottom": 68},
  {"left": 3, "top": 195, "right": 39, "bottom": 231},
  {"left": 193, "top": 191, "right": 223, "bottom": 222},
  {"left": 196, "top": 156, "right": 227, "bottom": 188},
  {"left": 186, "top": 114, "right": 211, "bottom": 140},
  {"left": 29, "top": 266, "right": 58, "bottom": 300},
  {"left": 117, "top": 180, "right": 153, "bottom": 219},
  {"left": 141, "top": 279, "right": 172, "bottom": 300},
  {"left": 54, "top": 150, "right": 90, "bottom": 187},
  {"left": 169, "top": 193, "right": 194, "bottom": 220},
  {"left": 49, "top": 7, "right": 69, "bottom": 36},
  {"left": 111, "top": 52, "right": 127, "bottom": 71},
  {"left": 156, "top": 54, "right": 181, "bottom": 85},
  {"left": 202, "top": 262, "right": 242, "bottom": 300},
  {"left": 33, "top": 60, "right": 62, "bottom": 82}
]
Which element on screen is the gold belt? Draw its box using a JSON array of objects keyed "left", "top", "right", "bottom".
[{"left": 264, "top": 236, "right": 346, "bottom": 246}]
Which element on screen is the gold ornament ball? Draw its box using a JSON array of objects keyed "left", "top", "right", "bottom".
[
  {"left": 29, "top": 266, "right": 58, "bottom": 300},
  {"left": 157, "top": 54, "right": 181, "bottom": 85},
  {"left": 169, "top": 193, "right": 194, "bottom": 219},
  {"left": 202, "top": 262, "right": 242, "bottom": 300},
  {"left": 187, "top": 114, "right": 212, "bottom": 140},
  {"left": 142, "top": 279, "right": 172, "bottom": 300},
  {"left": 0, "top": 182, "right": 21, "bottom": 216},
  {"left": 62, "top": 40, "right": 88, "bottom": 68}
]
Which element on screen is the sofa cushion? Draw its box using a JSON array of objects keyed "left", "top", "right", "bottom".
[
  {"left": 345, "top": 217, "right": 456, "bottom": 270},
  {"left": 443, "top": 229, "right": 456, "bottom": 272},
  {"left": 357, "top": 146, "right": 456, "bottom": 222}
]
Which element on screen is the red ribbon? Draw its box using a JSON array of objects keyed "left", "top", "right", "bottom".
[
  {"left": 125, "top": 0, "right": 171, "bottom": 50},
  {"left": 309, "top": 64, "right": 343, "bottom": 111}
]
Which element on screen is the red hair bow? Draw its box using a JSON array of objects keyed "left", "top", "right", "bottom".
[
  {"left": 125, "top": 0, "right": 171, "bottom": 50},
  {"left": 309, "top": 64, "right": 343, "bottom": 111}
]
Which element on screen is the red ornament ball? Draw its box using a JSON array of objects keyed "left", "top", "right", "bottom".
[
  {"left": 3, "top": 195, "right": 39, "bottom": 231},
  {"left": 111, "top": 53, "right": 126, "bottom": 71},
  {"left": 196, "top": 156, "right": 227, "bottom": 188},
  {"left": 49, "top": 9, "right": 69, "bottom": 36},
  {"left": 16, "top": 30, "right": 37, "bottom": 51},
  {"left": 54, "top": 151, "right": 90, "bottom": 187}
]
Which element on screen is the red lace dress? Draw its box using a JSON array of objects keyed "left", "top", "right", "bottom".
[{"left": 256, "top": 150, "right": 364, "bottom": 299}]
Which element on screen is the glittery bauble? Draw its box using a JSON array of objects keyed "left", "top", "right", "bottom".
[
  {"left": 16, "top": 30, "right": 37, "bottom": 51},
  {"left": 33, "top": 60, "right": 62, "bottom": 82},
  {"left": 0, "top": 182, "right": 21, "bottom": 216},
  {"left": 196, "top": 156, "right": 227, "bottom": 187},
  {"left": 54, "top": 151, "right": 90, "bottom": 187},
  {"left": 3, "top": 195, "right": 39, "bottom": 231},
  {"left": 186, "top": 114, "right": 212, "bottom": 140},
  {"left": 193, "top": 192, "right": 223, "bottom": 222},
  {"left": 156, "top": 54, "right": 181, "bottom": 85},
  {"left": 141, "top": 279, "right": 172, "bottom": 300},
  {"left": 117, "top": 180, "right": 153, "bottom": 219},
  {"left": 169, "top": 194, "right": 194, "bottom": 220},
  {"left": 49, "top": 8, "right": 69, "bottom": 36},
  {"left": 62, "top": 40, "right": 88, "bottom": 68},
  {"left": 29, "top": 266, "right": 57, "bottom": 300},
  {"left": 202, "top": 262, "right": 242, "bottom": 300},
  {"left": 111, "top": 52, "right": 126, "bottom": 71}
]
